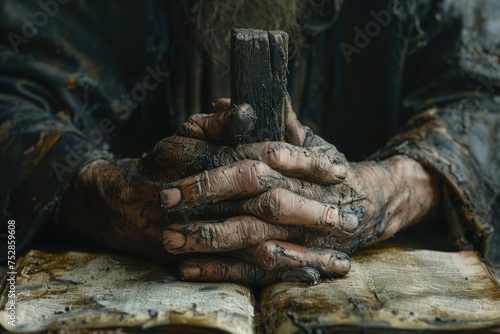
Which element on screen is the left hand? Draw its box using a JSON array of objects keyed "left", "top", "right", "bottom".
[{"left": 163, "top": 98, "right": 441, "bottom": 283}]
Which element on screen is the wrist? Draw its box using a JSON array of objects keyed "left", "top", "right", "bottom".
[
  {"left": 350, "top": 155, "right": 441, "bottom": 245},
  {"left": 382, "top": 155, "right": 441, "bottom": 228}
]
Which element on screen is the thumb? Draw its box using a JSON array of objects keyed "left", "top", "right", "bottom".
[
  {"left": 176, "top": 103, "right": 257, "bottom": 145},
  {"left": 283, "top": 94, "right": 310, "bottom": 146}
]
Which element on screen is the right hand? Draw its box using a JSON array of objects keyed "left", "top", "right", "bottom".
[
  {"left": 162, "top": 101, "right": 437, "bottom": 281},
  {"left": 153, "top": 98, "right": 365, "bottom": 284}
]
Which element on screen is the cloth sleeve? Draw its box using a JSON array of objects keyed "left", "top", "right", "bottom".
[
  {"left": 0, "top": 64, "right": 113, "bottom": 257},
  {"left": 333, "top": 0, "right": 500, "bottom": 265}
]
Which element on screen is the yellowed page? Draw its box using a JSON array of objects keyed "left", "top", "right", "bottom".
[
  {"left": 261, "top": 248, "right": 500, "bottom": 333},
  {"left": 0, "top": 250, "right": 255, "bottom": 334}
]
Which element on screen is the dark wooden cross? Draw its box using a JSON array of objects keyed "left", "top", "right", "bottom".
[{"left": 230, "top": 29, "right": 288, "bottom": 143}]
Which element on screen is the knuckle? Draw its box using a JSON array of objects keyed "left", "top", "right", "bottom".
[
  {"left": 211, "top": 262, "right": 232, "bottom": 281},
  {"left": 187, "top": 113, "right": 202, "bottom": 124},
  {"left": 251, "top": 160, "right": 271, "bottom": 174},
  {"left": 262, "top": 142, "right": 288, "bottom": 166},
  {"left": 198, "top": 224, "right": 230, "bottom": 250},
  {"left": 263, "top": 141, "right": 285, "bottom": 153},
  {"left": 254, "top": 242, "right": 280, "bottom": 271},
  {"left": 214, "top": 146, "right": 238, "bottom": 166},
  {"left": 197, "top": 226, "right": 215, "bottom": 248},
  {"left": 235, "top": 160, "right": 272, "bottom": 192},
  {"left": 240, "top": 217, "right": 268, "bottom": 247},
  {"left": 259, "top": 188, "right": 287, "bottom": 222},
  {"left": 237, "top": 159, "right": 255, "bottom": 171},
  {"left": 237, "top": 261, "right": 267, "bottom": 284},
  {"left": 311, "top": 151, "right": 330, "bottom": 173}
]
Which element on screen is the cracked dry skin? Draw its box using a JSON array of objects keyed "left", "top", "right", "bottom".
[{"left": 0, "top": 0, "right": 499, "bottom": 270}]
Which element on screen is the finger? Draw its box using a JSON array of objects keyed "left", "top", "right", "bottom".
[
  {"left": 160, "top": 153, "right": 352, "bottom": 210},
  {"left": 178, "top": 96, "right": 308, "bottom": 147},
  {"left": 234, "top": 240, "right": 351, "bottom": 277},
  {"left": 142, "top": 137, "right": 350, "bottom": 190},
  {"left": 233, "top": 141, "right": 347, "bottom": 183},
  {"left": 176, "top": 103, "right": 257, "bottom": 145},
  {"left": 283, "top": 94, "right": 310, "bottom": 147},
  {"left": 239, "top": 188, "right": 358, "bottom": 233},
  {"left": 179, "top": 95, "right": 346, "bottom": 160},
  {"left": 179, "top": 256, "right": 320, "bottom": 285},
  {"left": 159, "top": 159, "right": 333, "bottom": 211},
  {"left": 161, "top": 216, "right": 295, "bottom": 254},
  {"left": 282, "top": 94, "right": 327, "bottom": 148},
  {"left": 165, "top": 224, "right": 351, "bottom": 278},
  {"left": 162, "top": 194, "right": 357, "bottom": 254},
  {"left": 180, "top": 97, "right": 346, "bottom": 160},
  {"left": 163, "top": 186, "right": 365, "bottom": 229}
]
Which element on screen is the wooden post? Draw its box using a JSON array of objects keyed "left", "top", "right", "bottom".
[{"left": 230, "top": 29, "right": 288, "bottom": 143}]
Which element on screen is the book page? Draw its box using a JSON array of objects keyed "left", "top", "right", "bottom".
[
  {"left": 0, "top": 250, "right": 255, "bottom": 334},
  {"left": 261, "top": 248, "right": 500, "bottom": 333}
]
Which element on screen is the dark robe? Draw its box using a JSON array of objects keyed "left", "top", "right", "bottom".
[{"left": 0, "top": 0, "right": 499, "bottom": 266}]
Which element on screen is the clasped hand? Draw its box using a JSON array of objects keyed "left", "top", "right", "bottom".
[
  {"left": 160, "top": 98, "right": 439, "bottom": 284},
  {"left": 65, "top": 98, "right": 439, "bottom": 285}
]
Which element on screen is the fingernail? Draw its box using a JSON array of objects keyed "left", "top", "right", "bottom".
[
  {"left": 160, "top": 188, "right": 182, "bottom": 208},
  {"left": 332, "top": 164, "right": 348, "bottom": 181},
  {"left": 162, "top": 231, "right": 186, "bottom": 250},
  {"left": 182, "top": 265, "right": 202, "bottom": 279},
  {"left": 344, "top": 214, "right": 359, "bottom": 233},
  {"left": 321, "top": 252, "right": 351, "bottom": 279},
  {"left": 335, "top": 259, "right": 351, "bottom": 276}
]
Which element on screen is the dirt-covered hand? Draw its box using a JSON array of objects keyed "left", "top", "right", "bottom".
[
  {"left": 156, "top": 98, "right": 354, "bottom": 282},
  {"left": 55, "top": 130, "right": 351, "bottom": 284},
  {"left": 331, "top": 155, "right": 441, "bottom": 252},
  {"left": 166, "top": 98, "right": 440, "bottom": 281}
]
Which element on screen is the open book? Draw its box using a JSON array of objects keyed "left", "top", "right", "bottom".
[{"left": 1, "top": 248, "right": 499, "bottom": 333}]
